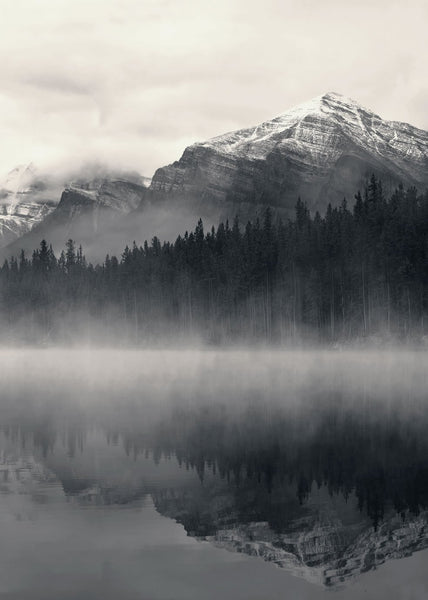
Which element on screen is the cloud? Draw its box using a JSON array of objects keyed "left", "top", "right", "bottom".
[{"left": 0, "top": 0, "right": 426, "bottom": 178}]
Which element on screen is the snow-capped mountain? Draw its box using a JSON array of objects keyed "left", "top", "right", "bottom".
[
  {"left": 1, "top": 163, "right": 37, "bottom": 193},
  {"left": 2, "top": 174, "right": 148, "bottom": 258},
  {"left": 150, "top": 92, "right": 428, "bottom": 216},
  {"left": 0, "top": 164, "right": 60, "bottom": 246},
  {"left": 3, "top": 93, "right": 428, "bottom": 257},
  {"left": 0, "top": 161, "right": 153, "bottom": 258}
]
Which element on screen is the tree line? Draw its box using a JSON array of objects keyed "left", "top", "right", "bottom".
[{"left": 1, "top": 175, "right": 427, "bottom": 344}]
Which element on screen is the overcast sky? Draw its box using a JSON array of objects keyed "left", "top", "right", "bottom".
[{"left": 0, "top": 0, "right": 427, "bottom": 179}]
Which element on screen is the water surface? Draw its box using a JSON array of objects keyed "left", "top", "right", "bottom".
[{"left": 0, "top": 349, "right": 427, "bottom": 599}]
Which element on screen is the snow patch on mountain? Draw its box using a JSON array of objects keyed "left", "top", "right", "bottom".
[
  {"left": 0, "top": 164, "right": 60, "bottom": 246},
  {"left": 198, "top": 92, "right": 428, "bottom": 167}
]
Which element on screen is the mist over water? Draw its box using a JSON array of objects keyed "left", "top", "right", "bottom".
[{"left": 0, "top": 347, "right": 427, "bottom": 598}]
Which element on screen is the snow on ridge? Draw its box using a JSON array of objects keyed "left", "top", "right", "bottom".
[
  {"left": 194, "top": 92, "right": 428, "bottom": 167},
  {"left": 197, "top": 92, "right": 376, "bottom": 156}
]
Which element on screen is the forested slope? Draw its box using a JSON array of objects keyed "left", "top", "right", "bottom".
[{"left": 1, "top": 176, "right": 427, "bottom": 344}]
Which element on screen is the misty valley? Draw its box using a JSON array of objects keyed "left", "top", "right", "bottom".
[{"left": 0, "top": 348, "right": 427, "bottom": 599}]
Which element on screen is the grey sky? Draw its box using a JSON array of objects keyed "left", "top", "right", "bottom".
[{"left": 0, "top": 0, "right": 427, "bottom": 178}]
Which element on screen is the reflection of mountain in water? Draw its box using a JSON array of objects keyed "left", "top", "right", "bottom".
[
  {"left": 3, "top": 425, "right": 427, "bottom": 589},
  {"left": 1, "top": 354, "right": 428, "bottom": 589},
  {"left": 154, "top": 482, "right": 428, "bottom": 588}
]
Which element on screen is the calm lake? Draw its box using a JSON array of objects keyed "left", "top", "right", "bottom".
[{"left": 0, "top": 348, "right": 427, "bottom": 599}]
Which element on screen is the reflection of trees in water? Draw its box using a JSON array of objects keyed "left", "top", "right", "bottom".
[
  {"left": 1, "top": 395, "right": 428, "bottom": 529},
  {"left": 117, "top": 401, "right": 428, "bottom": 529}
]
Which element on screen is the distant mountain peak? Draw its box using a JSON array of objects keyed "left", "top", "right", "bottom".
[
  {"left": 315, "top": 91, "right": 380, "bottom": 119},
  {"left": 0, "top": 162, "right": 37, "bottom": 194},
  {"left": 150, "top": 92, "right": 428, "bottom": 219},
  {"left": 200, "top": 92, "right": 384, "bottom": 157},
  {"left": 279, "top": 91, "right": 363, "bottom": 116},
  {"left": 319, "top": 90, "right": 361, "bottom": 104},
  {"left": 0, "top": 163, "right": 151, "bottom": 253}
]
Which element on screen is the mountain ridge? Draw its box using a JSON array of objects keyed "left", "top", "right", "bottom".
[
  {"left": 149, "top": 91, "right": 428, "bottom": 217},
  {"left": 2, "top": 92, "right": 428, "bottom": 258},
  {"left": 1, "top": 176, "right": 148, "bottom": 259}
]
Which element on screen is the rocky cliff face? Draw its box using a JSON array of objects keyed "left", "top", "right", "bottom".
[
  {"left": 150, "top": 92, "right": 428, "bottom": 218},
  {"left": 46, "top": 178, "right": 145, "bottom": 229},
  {"left": 2, "top": 174, "right": 148, "bottom": 258}
]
